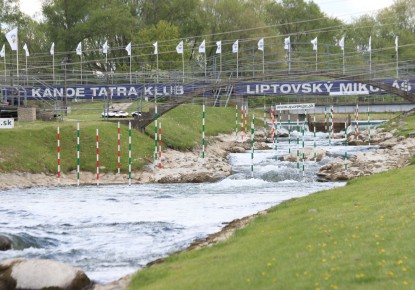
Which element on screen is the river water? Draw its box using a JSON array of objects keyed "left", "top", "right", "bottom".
[{"left": 0, "top": 131, "right": 372, "bottom": 283}]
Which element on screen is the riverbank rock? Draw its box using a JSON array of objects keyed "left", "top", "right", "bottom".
[
  {"left": 0, "top": 235, "right": 12, "bottom": 251},
  {"left": 0, "top": 259, "right": 91, "bottom": 290},
  {"left": 318, "top": 136, "right": 415, "bottom": 181},
  {"left": 281, "top": 147, "right": 328, "bottom": 162}
]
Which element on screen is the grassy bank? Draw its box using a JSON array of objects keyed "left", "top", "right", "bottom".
[
  {"left": 130, "top": 163, "right": 415, "bottom": 290},
  {"left": 0, "top": 104, "right": 235, "bottom": 173}
]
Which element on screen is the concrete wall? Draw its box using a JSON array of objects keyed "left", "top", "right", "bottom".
[{"left": 18, "top": 107, "right": 36, "bottom": 122}]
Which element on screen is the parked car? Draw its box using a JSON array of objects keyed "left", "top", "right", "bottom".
[
  {"left": 132, "top": 111, "right": 142, "bottom": 118},
  {"left": 102, "top": 110, "right": 129, "bottom": 118},
  {"left": 102, "top": 110, "right": 117, "bottom": 118},
  {"left": 115, "top": 110, "right": 129, "bottom": 118}
]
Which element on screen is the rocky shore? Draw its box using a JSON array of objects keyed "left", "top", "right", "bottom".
[{"left": 2, "top": 123, "right": 415, "bottom": 289}]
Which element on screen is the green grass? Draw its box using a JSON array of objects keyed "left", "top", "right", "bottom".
[
  {"left": 146, "top": 104, "right": 236, "bottom": 150},
  {"left": 129, "top": 165, "right": 415, "bottom": 290},
  {"left": 381, "top": 112, "right": 415, "bottom": 137},
  {"left": 0, "top": 103, "right": 235, "bottom": 173}
]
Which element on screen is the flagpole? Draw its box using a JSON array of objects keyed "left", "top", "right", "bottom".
[
  {"left": 396, "top": 46, "right": 399, "bottom": 79},
  {"left": 262, "top": 47, "right": 264, "bottom": 76},
  {"left": 288, "top": 46, "right": 291, "bottom": 74},
  {"left": 25, "top": 53, "right": 27, "bottom": 84},
  {"left": 204, "top": 51, "right": 206, "bottom": 79},
  {"left": 181, "top": 52, "right": 184, "bottom": 83},
  {"left": 52, "top": 53, "right": 55, "bottom": 84},
  {"left": 219, "top": 50, "right": 222, "bottom": 78},
  {"left": 315, "top": 47, "right": 318, "bottom": 72},
  {"left": 342, "top": 48, "right": 345, "bottom": 74},
  {"left": 156, "top": 52, "right": 159, "bottom": 83},
  {"left": 16, "top": 45, "right": 19, "bottom": 78},
  {"left": 236, "top": 50, "right": 239, "bottom": 78},
  {"left": 80, "top": 54, "right": 83, "bottom": 84},
  {"left": 4, "top": 53, "right": 6, "bottom": 82},
  {"left": 129, "top": 52, "right": 132, "bottom": 84}
]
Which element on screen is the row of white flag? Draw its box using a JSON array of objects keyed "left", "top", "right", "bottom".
[{"left": 1, "top": 27, "right": 401, "bottom": 59}]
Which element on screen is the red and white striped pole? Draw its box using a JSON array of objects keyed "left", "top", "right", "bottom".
[
  {"left": 96, "top": 128, "right": 100, "bottom": 186},
  {"left": 158, "top": 122, "right": 163, "bottom": 168},
  {"left": 57, "top": 127, "right": 61, "bottom": 185},
  {"left": 202, "top": 105, "right": 205, "bottom": 158},
  {"left": 128, "top": 121, "right": 132, "bottom": 186},
  {"left": 76, "top": 123, "right": 80, "bottom": 186},
  {"left": 117, "top": 121, "right": 121, "bottom": 174},
  {"left": 331, "top": 106, "right": 335, "bottom": 141},
  {"left": 235, "top": 104, "right": 238, "bottom": 139},
  {"left": 154, "top": 106, "right": 158, "bottom": 163}
]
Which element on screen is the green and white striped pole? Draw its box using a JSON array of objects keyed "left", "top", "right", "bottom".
[
  {"left": 302, "top": 121, "right": 305, "bottom": 177},
  {"left": 96, "top": 128, "right": 99, "bottom": 186},
  {"left": 243, "top": 105, "right": 247, "bottom": 138},
  {"left": 296, "top": 117, "right": 300, "bottom": 175},
  {"left": 128, "top": 121, "right": 132, "bottom": 186},
  {"left": 76, "top": 123, "right": 80, "bottom": 186},
  {"left": 117, "top": 121, "right": 121, "bottom": 174},
  {"left": 158, "top": 122, "right": 163, "bottom": 168},
  {"left": 202, "top": 104, "right": 205, "bottom": 158},
  {"left": 344, "top": 121, "right": 348, "bottom": 173},
  {"left": 270, "top": 106, "right": 275, "bottom": 149},
  {"left": 154, "top": 106, "right": 158, "bottom": 163},
  {"left": 329, "top": 106, "right": 333, "bottom": 145},
  {"left": 288, "top": 113, "right": 291, "bottom": 154},
  {"left": 275, "top": 109, "right": 278, "bottom": 159},
  {"left": 251, "top": 114, "right": 255, "bottom": 178},
  {"left": 313, "top": 114, "right": 317, "bottom": 162},
  {"left": 367, "top": 105, "right": 371, "bottom": 146}
]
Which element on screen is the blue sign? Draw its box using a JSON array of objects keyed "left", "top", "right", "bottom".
[{"left": 4, "top": 79, "right": 413, "bottom": 100}]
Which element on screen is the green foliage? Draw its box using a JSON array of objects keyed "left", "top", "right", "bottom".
[
  {"left": 145, "top": 104, "right": 235, "bottom": 150},
  {"left": 129, "top": 164, "right": 415, "bottom": 290}
]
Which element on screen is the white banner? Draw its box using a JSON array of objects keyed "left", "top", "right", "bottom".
[
  {"left": 275, "top": 103, "right": 315, "bottom": 111},
  {"left": 0, "top": 118, "right": 14, "bottom": 128}
]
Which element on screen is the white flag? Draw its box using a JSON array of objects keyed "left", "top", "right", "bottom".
[
  {"left": 50, "top": 42, "right": 55, "bottom": 55},
  {"left": 199, "top": 40, "right": 205, "bottom": 53},
  {"left": 76, "top": 42, "right": 82, "bottom": 55},
  {"left": 311, "top": 37, "right": 318, "bottom": 51},
  {"left": 102, "top": 41, "right": 108, "bottom": 54},
  {"left": 0, "top": 45, "right": 5, "bottom": 58},
  {"left": 23, "top": 43, "right": 29, "bottom": 56},
  {"left": 395, "top": 36, "right": 399, "bottom": 52},
  {"left": 258, "top": 38, "right": 264, "bottom": 51},
  {"left": 339, "top": 36, "right": 345, "bottom": 51},
  {"left": 232, "top": 40, "right": 238, "bottom": 53},
  {"left": 125, "top": 42, "right": 131, "bottom": 56},
  {"left": 216, "top": 41, "right": 221, "bottom": 54},
  {"left": 153, "top": 42, "right": 158, "bottom": 55},
  {"left": 5, "top": 28, "right": 18, "bottom": 51},
  {"left": 176, "top": 41, "right": 183, "bottom": 54},
  {"left": 368, "top": 36, "right": 371, "bottom": 52},
  {"left": 284, "top": 36, "right": 290, "bottom": 50}
]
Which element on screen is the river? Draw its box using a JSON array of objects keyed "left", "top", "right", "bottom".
[{"left": 0, "top": 131, "right": 372, "bottom": 283}]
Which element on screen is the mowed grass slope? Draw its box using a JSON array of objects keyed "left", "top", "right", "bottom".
[
  {"left": 130, "top": 164, "right": 415, "bottom": 290},
  {"left": 0, "top": 104, "right": 235, "bottom": 173}
]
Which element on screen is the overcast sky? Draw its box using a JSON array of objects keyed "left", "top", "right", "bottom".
[{"left": 20, "top": 0, "right": 395, "bottom": 23}]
